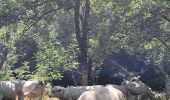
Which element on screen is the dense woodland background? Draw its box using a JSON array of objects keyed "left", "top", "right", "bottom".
[{"left": 0, "top": 0, "right": 170, "bottom": 91}]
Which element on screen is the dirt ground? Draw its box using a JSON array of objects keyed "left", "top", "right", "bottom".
[{"left": 24, "top": 96, "right": 59, "bottom": 100}]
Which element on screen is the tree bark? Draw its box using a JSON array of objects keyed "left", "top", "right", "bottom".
[
  {"left": 0, "top": 44, "right": 8, "bottom": 69},
  {"left": 74, "top": 0, "right": 90, "bottom": 85}
]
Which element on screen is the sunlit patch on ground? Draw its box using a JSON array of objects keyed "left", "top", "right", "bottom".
[{"left": 16, "top": 96, "right": 59, "bottom": 100}]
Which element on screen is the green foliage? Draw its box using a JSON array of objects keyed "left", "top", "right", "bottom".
[
  {"left": 0, "top": 67, "right": 13, "bottom": 80},
  {"left": 14, "top": 61, "right": 30, "bottom": 80},
  {"left": 0, "top": 46, "right": 17, "bottom": 80},
  {"left": 30, "top": 40, "right": 79, "bottom": 81},
  {"left": 87, "top": 0, "right": 170, "bottom": 76},
  {"left": 0, "top": 0, "right": 170, "bottom": 82}
]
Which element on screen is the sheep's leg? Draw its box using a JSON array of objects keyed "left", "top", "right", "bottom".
[{"left": 0, "top": 94, "right": 3, "bottom": 100}]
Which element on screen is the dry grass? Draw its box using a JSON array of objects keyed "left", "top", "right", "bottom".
[{"left": 23, "top": 96, "right": 59, "bottom": 100}]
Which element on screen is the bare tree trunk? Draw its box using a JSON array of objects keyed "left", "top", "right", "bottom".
[
  {"left": 0, "top": 44, "right": 8, "bottom": 69},
  {"left": 74, "top": 0, "right": 90, "bottom": 85},
  {"left": 71, "top": 71, "right": 77, "bottom": 86}
]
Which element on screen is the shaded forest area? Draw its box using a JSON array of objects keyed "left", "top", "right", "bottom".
[
  {"left": 9, "top": 37, "right": 166, "bottom": 91},
  {"left": 0, "top": 0, "right": 170, "bottom": 91}
]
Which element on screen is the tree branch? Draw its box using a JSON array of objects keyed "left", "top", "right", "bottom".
[
  {"left": 32, "top": 0, "right": 57, "bottom": 8},
  {"left": 161, "top": 15, "right": 170, "bottom": 22},
  {"left": 19, "top": 8, "right": 60, "bottom": 41},
  {"left": 150, "top": 7, "right": 170, "bottom": 22}
]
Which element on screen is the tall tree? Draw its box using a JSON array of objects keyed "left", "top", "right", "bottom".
[{"left": 74, "top": 0, "right": 90, "bottom": 85}]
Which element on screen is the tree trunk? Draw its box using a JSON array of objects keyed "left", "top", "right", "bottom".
[
  {"left": 74, "top": 0, "right": 90, "bottom": 85},
  {"left": 0, "top": 44, "right": 8, "bottom": 69}
]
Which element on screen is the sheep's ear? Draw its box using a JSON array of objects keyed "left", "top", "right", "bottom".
[
  {"left": 57, "top": 88, "right": 62, "bottom": 92},
  {"left": 56, "top": 87, "right": 64, "bottom": 92}
]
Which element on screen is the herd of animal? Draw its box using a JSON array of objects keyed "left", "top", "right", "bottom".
[
  {"left": 0, "top": 77, "right": 167, "bottom": 100},
  {"left": 0, "top": 79, "right": 45, "bottom": 100}
]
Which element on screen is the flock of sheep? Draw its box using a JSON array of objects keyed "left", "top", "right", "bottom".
[
  {"left": 48, "top": 81, "right": 166, "bottom": 100},
  {"left": 0, "top": 76, "right": 166, "bottom": 100},
  {"left": 0, "top": 80, "right": 44, "bottom": 100}
]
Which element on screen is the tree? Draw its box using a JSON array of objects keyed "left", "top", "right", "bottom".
[
  {"left": 0, "top": 0, "right": 170, "bottom": 87},
  {"left": 74, "top": 0, "right": 90, "bottom": 85},
  {"left": 0, "top": 0, "right": 79, "bottom": 81}
]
